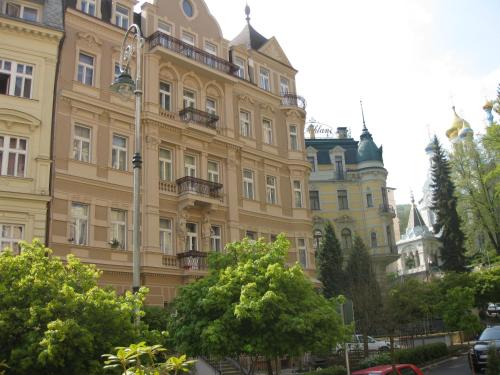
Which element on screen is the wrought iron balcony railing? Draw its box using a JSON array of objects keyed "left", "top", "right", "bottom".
[
  {"left": 281, "top": 93, "right": 306, "bottom": 110},
  {"left": 176, "top": 176, "right": 223, "bottom": 199},
  {"left": 148, "top": 31, "right": 238, "bottom": 75},
  {"left": 379, "top": 203, "right": 396, "bottom": 215},
  {"left": 177, "top": 250, "right": 208, "bottom": 270},
  {"left": 179, "top": 107, "right": 218, "bottom": 130}
]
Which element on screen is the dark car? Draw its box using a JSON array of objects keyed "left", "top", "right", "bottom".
[{"left": 469, "top": 326, "right": 500, "bottom": 373}]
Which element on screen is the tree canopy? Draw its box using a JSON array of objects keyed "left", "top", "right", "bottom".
[{"left": 168, "top": 235, "right": 346, "bottom": 366}]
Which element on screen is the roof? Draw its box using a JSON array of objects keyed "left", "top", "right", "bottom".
[
  {"left": 357, "top": 126, "right": 383, "bottom": 163},
  {"left": 305, "top": 138, "right": 359, "bottom": 165},
  {"left": 230, "top": 23, "right": 269, "bottom": 50}
]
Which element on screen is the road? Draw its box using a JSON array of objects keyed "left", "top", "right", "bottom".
[{"left": 424, "top": 354, "right": 472, "bottom": 375}]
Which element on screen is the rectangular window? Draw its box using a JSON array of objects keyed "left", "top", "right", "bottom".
[
  {"left": 0, "top": 223, "right": 23, "bottom": 253},
  {"left": 159, "top": 148, "right": 172, "bottom": 181},
  {"left": 185, "top": 222, "right": 197, "bottom": 251},
  {"left": 307, "top": 156, "right": 315, "bottom": 172},
  {"left": 183, "top": 89, "right": 196, "bottom": 108},
  {"left": 6, "top": 2, "right": 37, "bottom": 21},
  {"left": 246, "top": 230, "right": 256, "bottom": 240},
  {"left": 159, "top": 81, "right": 171, "bottom": 111},
  {"left": 184, "top": 154, "right": 196, "bottom": 177},
  {"left": 243, "top": 169, "right": 254, "bottom": 200},
  {"left": 111, "top": 209, "right": 126, "bottom": 250},
  {"left": 366, "top": 193, "right": 373, "bottom": 208},
  {"left": 0, "top": 135, "right": 27, "bottom": 177},
  {"left": 204, "top": 41, "right": 217, "bottom": 55},
  {"left": 210, "top": 225, "right": 221, "bottom": 252},
  {"left": 77, "top": 53, "right": 94, "bottom": 86},
  {"left": 80, "top": 0, "right": 96, "bottom": 16},
  {"left": 280, "top": 77, "right": 289, "bottom": 94},
  {"left": 181, "top": 31, "right": 195, "bottom": 45},
  {"left": 158, "top": 20, "right": 172, "bottom": 34},
  {"left": 338, "top": 190, "right": 349, "bottom": 210},
  {"left": 371, "top": 232, "right": 377, "bottom": 248},
  {"left": 259, "top": 67, "right": 270, "bottom": 91},
  {"left": 234, "top": 57, "right": 245, "bottom": 79},
  {"left": 115, "top": 4, "right": 129, "bottom": 29},
  {"left": 208, "top": 160, "right": 219, "bottom": 183},
  {"left": 293, "top": 180, "right": 303, "bottom": 208},
  {"left": 266, "top": 175, "right": 277, "bottom": 205},
  {"left": 181, "top": 32, "right": 195, "bottom": 58},
  {"left": 206, "top": 97, "right": 216, "bottom": 115},
  {"left": 0, "top": 59, "right": 33, "bottom": 98},
  {"left": 263, "top": 119, "right": 273, "bottom": 145},
  {"left": 70, "top": 203, "right": 88, "bottom": 245},
  {"left": 73, "top": 125, "right": 91, "bottom": 162},
  {"left": 335, "top": 156, "right": 344, "bottom": 180},
  {"left": 297, "top": 238, "right": 307, "bottom": 268},
  {"left": 160, "top": 218, "right": 173, "bottom": 254},
  {"left": 289, "top": 125, "right": 298, "bottom": 151},
  {"left": 309, "top": 190, "right": 320, "bottom": 210},
  {"left": 111, "top": 135, "right": 127, "bottom": 171},
  {"left": 239, "top": 110, "right": 251, "bottom": 137}
]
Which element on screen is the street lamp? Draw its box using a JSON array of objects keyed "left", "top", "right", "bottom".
[{"left": 111, "top": 24, "right": 144, "bottom": 306}]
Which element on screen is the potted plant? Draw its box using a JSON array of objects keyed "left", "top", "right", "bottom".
[{"left": 109, "top": 239, "right": 121, "bottom": 249}]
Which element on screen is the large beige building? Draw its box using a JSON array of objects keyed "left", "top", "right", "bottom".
[
  {"left": 0, "top": 0, "right": 63, "bottom": 250},
  {"left": 49, "top": 0, "right": 313, "bottom": 305}
]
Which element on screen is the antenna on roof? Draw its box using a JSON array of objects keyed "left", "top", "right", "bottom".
[
  {"left": 245, "top": 2, "right": 251, "bottom": 24},
  {"left": 360, "top": 99, "right": 367, "bottom": 130}
]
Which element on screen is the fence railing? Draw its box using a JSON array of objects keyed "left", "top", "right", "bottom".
[
  {"left": 281, "top": 93, "right": 306, "bottom": 110},
  {"left": 177, "top": 250, "right": 208, "bottom": 270},
  {"left": 176, "top": 176, "right": 223, "bottom": 199},
  {"left": 179, "top": 107, "right": 218, "bottom": 130}
]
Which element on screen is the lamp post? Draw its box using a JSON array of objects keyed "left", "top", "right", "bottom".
[{"left": 110, "top": 24, "right": 144, "bottom": 313}]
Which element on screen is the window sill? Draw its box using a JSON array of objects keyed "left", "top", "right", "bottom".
[
  {"left": 109, "top": 167, "right": 131, "bottom": 175},
  {"left": 0, "top": 175, "right": 32, "bottom": 182},
  {"left": 0, "top": 92, "right": 37, "bottom": 102},
  {"left": 71, "top": 158, "right": 94, "bottom": 166}
]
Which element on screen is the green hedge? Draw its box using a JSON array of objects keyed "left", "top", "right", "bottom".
[{"left": 300, "top": 365, "right": 347, "bottom": 375}]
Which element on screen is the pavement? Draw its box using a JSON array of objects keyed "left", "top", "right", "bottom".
[{"left": 423, "top": 354, "right": 472, "bottom": 375}]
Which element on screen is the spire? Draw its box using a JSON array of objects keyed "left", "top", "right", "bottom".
[
  {"left": 245, "top": 3, "right": 250, "bottom": 24},
  {"left": 360, "top": 99, "right": 367, "bottom": 130},
  {"left": 405, "top": 191, "right": 429, "bottom": 237}
]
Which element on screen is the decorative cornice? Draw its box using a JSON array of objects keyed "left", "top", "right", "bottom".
[
  {"left": 77, "top": 31, "right": 102, "bottom": 48},
  {"left": 259, "top": 103, "right": 275, "bottom": 113},
  {"left": 0, "top": 17, "right": 63, "bottom": 41},
  {"left": 237, "top": 94, "right": 256, "bottom": 105},
  {"left": 334, "top": 215, "right": 355, "bottom": 224}
]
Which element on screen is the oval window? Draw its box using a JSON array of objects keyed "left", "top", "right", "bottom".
[{"left": 182, "top": 0, "right": 193, "bottom": 17}]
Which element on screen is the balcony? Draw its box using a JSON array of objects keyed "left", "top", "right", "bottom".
[
  {"left": 148, "top": 31, "right": 238, "bottom": 75},
  {"left": 179, "top": 107, "right": 218, "bottom": 130},
  {"left": 379, "top": 203, "right": 396, "bottom": 217},
  {"left": 176, "top": 176, "right": 223, "bottom": 199},
  {"left": 281, "top": 93, "right": 306, "bottom": 110},
  {"left": 177, "top": 250, "right": 208, "bottom": 271}
]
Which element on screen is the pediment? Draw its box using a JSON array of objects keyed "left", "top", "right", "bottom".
[
  {"left": 258, "top": 37, "right": 292, "bottom": 67},
  {"left": 77, "top": 32, "right": 102, "bottom": 48},
  {"left": 306, "top": 146, "right": 317, "bottom": 153},
  {"left": 0, "top": 108, "right": 41, "bottom": 131}
]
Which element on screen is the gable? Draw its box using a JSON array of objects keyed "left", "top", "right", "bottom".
[{"left": 258, "top": 37, "right": 292, "bottom": 67}]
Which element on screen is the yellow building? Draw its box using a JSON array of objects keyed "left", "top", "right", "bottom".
[
  {"left": 0, "top": 0, "right": 63, "bottom": 250},
  {"left": 305, "top": 124, "right": 398, "bottom": 281}
]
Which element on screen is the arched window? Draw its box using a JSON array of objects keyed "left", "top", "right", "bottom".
[
  {"left": 370, "top": 232, "right": 377, "bottom": 248},
  {"left": 341, "top": 228, "right": 352, "bottom": 249}
]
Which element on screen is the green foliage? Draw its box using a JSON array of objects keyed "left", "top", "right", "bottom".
[
  {"left": 430, "top": 136, "right": 467, "bottom": 271},
  {"left": 316, "top": 222, "right": 346, "bottom": 298},
  {"left": 169, "top": 235, "right": 346, "bottom": 360},
  {"left": 438, "top": 287, "right": 482, "bottom": 336},
  {"left": 486, "top": 346, "right": 500, "bottom": 375},
  {"left": 0, "top": 240, "right": 145, "bottom": 375},
  {"left": 300, "top": 365, "right": 347, "bottom": 375},
  {"left": 102, "top": 342, "right": 194, "bottom": 375},
  {"left": 357, "top": 353, "right": 392, "bottom": 369}
]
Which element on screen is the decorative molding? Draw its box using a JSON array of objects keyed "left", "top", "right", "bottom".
[
  {"left": 77, "top": 31, "right": 102, "bottom": 48},
  {"left": 286, "top": 109, "right": 305, "bottom": 120},
  {"left": 334, "top": 215, "right": 355, "bottom": 224},
  {"left": 237, "top": 94, "right": 255, "bottom": 105},
  {"left": 0, "top": 108, "right": 41, "bottom": 132},
  {"left": 259, "top": 103, "right": 275, "bottom": 113}
]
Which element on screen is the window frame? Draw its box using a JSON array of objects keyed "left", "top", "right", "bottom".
[
  {"left": 234, "top": 57, "right": 245, "bottom": 79},
  {"left": 183, "top": 89, "right": 196, "bottom": 109},
  {"left": 280, "top": 76, "right": 289, "bottom": 94},
  {"left": 110, "top": 209, "right": 127, "bottom": 250},
  {"left": 70, "top": 202, "right": 89, "bottom": 246},
  {"left": 204, "top": 41, "right": 217, "bottom": 56},
  {"left": 242, "top": 168, "right": 254, "bottom": 200},
  {"left": 158, "top": 20, "right": 172, "bottom": 34},
  {"left": 210, "top": 225, "right": 222, "bottom": 252},
  {"left": 337, "top": 189, "right": 349, "bottom": 210},
  {"left": 79, "top": 0, "right": 96, "bottom": 16},
  {"left": 159, "top": 81, "right": 172, "bottom": 111},
  {"left": 239, "top": 110, "right": 251, "bottom": 138},
  {"left": 72, "top": 124, "right": 91, "bottom": 163},
  {"left": 266, "top": 175, "right": 277, "bottom": 205},
  {"left": 262, "top": 118, "right": 273, "bottom": 145},
  {"left": 293, "top": 180, "right": 303, "bottom": 208},
  {"left": 259, "top": 67, "right": 271, "bottom": 91},
  {"left": 341, "top": 228, "right": 352, "bottom": 250},
  {"left": 297, "top": 238, "right": 307, "bottom": 268},
  {"left": 159, "top": 218, "right": 173, "bottom": 254},
  {"left": 0, "top": 134, "right": 27, "bottom": 177},
  {"left": 366, "top": 193, "right": 373, "bottom": 207},
  {"left": 111, "top": 134, "right": 128, "bottom": 171},
  {"left": 0, "top": 223, "right": 24, "bottom": 253},
  {"left": 159, "top": 147, "right": 173, "bottom": 181},
  {"left": 114, "top": 3, "right": 130, "bottom": 29},
  {"left": 185, "top": 222, "right": 198, "bottom": 251},
  {"left": 0, "top": 58, "right": 33, "bottom": 98},
  {"left": 206, "top": 97, "right": 217, "bottom": 115},
  {"left": 184, "top": 154, "right": 196, "bottom": 177},
  {"left": 208, "top": 160, "right": 219, "bottom": 183},
  {"left": 289, "top": 124, "right": 298, "bottom": 151},
  {"left": 309, "top": 190, "right": 320, "bottom": 210},
  {"left": 307, "top": 156, "right": 316, "bottom": 172},
  {"left": 6, "top": 1, "right": 39, "bottom": 21},
  {"left": 370, "top": 231, "right": 377, "bottom": 248},
  {"left": 77, "top": 52, "right": 94, "bottom": 86}
]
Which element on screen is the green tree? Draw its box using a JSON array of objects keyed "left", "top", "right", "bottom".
[
  {"left": 486, "top": 346, "right": 500, "bottom": 375},
  {"left": 345, "top": 236, "right": 382, "bottom": 355},
  {"left": 0, "top": 240, "right": 144, "bottom": 375},
  {"left": 316, "top": 222, "right": 346, "bottom": 298},
  {"left": 168, "top": 235, "right": 346, "bottom": 375},
  {"left": 430, "top": 136, "right": 467, "bottom": 271}
]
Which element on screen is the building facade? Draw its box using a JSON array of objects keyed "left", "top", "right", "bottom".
[
  {"left": 48, "top": 0, "right": 313, "bottom": 305},
  {"left": 305, "top": 125, "right": 398, "bottom": 282},
  {"left": 0, "top": 0, "right": 63, "bottom": 250}
]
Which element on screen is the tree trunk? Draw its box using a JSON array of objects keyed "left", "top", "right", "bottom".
[{"left": 266, "top": 358, "right": 273, "bottom": 375}]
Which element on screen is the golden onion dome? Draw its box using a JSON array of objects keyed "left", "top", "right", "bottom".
[{"left": 446, "top": 106, "right": 472, "bottom": 140}]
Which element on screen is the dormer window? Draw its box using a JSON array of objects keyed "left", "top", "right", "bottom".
[
  {"left": 334, "top": 155, "right": 344, "bottom": 180},
  {"left": 115, "top": 4, "right": 129, "bottom": 29},
  {"left": 6, "top": 2, "right": 38, "bottom": 21},
  {"left": 234, "top": 57, "right": 245, "bottom": 79}
]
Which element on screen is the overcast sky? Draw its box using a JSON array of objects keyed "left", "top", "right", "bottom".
[{"left": 199, "top": 0, "right": 500, "bottom": 204}]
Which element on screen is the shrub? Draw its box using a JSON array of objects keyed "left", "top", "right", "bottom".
[
  {"left": 486, "top": 347, "right": 500, "bottom": 375},
  {"left": 358, "top": 353, "right": 392, "bottom": 369},
  {"left": 393, "top": 343, "right": 448, "bottom": 365},
  {"left": 300, "top": 365, "right": 347, "bottom": 375}
]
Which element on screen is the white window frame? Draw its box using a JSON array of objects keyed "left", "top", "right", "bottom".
[
  {"left": 297, "top": 238, "right": 307, "bottom": 268},
  {"left": 115, "top": 4, "right": 129, "bottom": 29},
  {"left": 185, "top": 222, "right": 198, "bottom": 251},
  {"left": 289, "top": 125, "right": 298, "bottom": 151},
  {"left": 208, "top": 160, "right": 219, "bottom": 183},
  {"left": 70, "top": 203, "right": 88, "bottom": 246},
  {"left": 181, "top": 31, "right": 195, "bottom": 46},
  {"left": 80, "top": 0, "right": 96, "bottom": 16},
  {"left": 111, "top": 134, "right": 127, "bottom": 171},
  {"left": 239, "top": 110, "right": 251, "bottom": 137},
  {"left": 259, "top": 67, "right": 271, "bottom": 91},
  {"left": 204, "top": 41, "right": 217, "bottom": 55},
  {"left": 160, "top": 81, "right": 171, "bottom": 111},
  {"left": 183, "top": 89, "right": 196, "bottom": 109},
  {"left": 159, "top": 148, "right": 173, "bottom": 181},
  {"left": 243, "top": 169, "right": 254, "bottom": 200},
  {"left": 6, "top": 2, "right": 38, "bottom": 21},
  {"left": 0, "top": 135, "right": 27, "bottom": 177},
  {"left": 111, "top": 209, "right": 127, "bottom": 250},
  {"left": 184, "top": 154, "right": 196, "bottom": 177},
  {"left": 0, "top": 59, "right": 33, "bottom": 98},
  {"left": 293, "top": 180, "right": 303, "bottom": 208},
  {"left": 263, "top": 118, "right": 273, "bottom": 145},
  {"left": 280, "top": 77, "right": 289, "bottom": 94},
  {"left": 0, "top": 223, "right": 24, "bottom": 253},
  {"left": 210, "top": 225, "right": 221, "bottom": 252},
  {"left": 73, "top": 125, "right": 91, "bottom": 163},
  {"left": 77, "top": 52, "right": 94, "bottom": 86},
  {"left": 160, "top": 218, "right": 173, "bottom": 254},
  {"left": 206, "top": 97, "right": 216, "bottom": 115},
  {"left": 234, "top": 57, "right": 245, "bottom": 79},
  {"left": 266, "top": 175, "right": 277, "bottom": 205},
  {"left": 158, "top": 20, "right": 172, "bottom": 34}
]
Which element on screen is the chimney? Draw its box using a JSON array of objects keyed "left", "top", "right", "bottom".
[{"left": 337, "top": 127, "right": 348, "bottom": 139}]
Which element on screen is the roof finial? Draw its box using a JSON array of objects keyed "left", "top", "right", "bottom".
[
  {"left": 245, "top": 2, "right": 250, "bottom": 24},
  {"left": 410, "top": 189, "right": 415, "bottom": 204},
  {"left": 360, "top": 99, "right": 367, "bottom": 130}
]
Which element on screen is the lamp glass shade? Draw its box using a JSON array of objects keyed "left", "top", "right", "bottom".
[{"left": 110, "top": 71, "right": 135, "bottom": 98}]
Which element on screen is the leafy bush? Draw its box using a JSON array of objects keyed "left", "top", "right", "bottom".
[
  {"left": 486, "top": 347, "right": 500, "bottom": 375},
  {"left": 300, "top": 365, "right": 347, "bottom": 375},
  {"left": 358, "top": 353, "right": 392, "bottom": 369}
]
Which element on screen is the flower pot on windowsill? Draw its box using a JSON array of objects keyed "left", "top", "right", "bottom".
[{"left": 109, "top": 239, "right": 121, "bottom": 249}]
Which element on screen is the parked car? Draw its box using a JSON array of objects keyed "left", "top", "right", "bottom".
[
  {"left": 486, "top": 303, "right": 500, "bottom": 317},
  {"left": 352, "top": 364, "right": 423, "bottom": 375},
  {"left": 337, "top": 334, "right": 394, "bottom": 353},
  {"left": 469, "top": 325, "right": 500, "bottom": 373}
]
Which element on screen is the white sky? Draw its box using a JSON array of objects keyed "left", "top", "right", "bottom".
[{"left": 200, "top": 0, "right": 500, "bottom": 204}]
